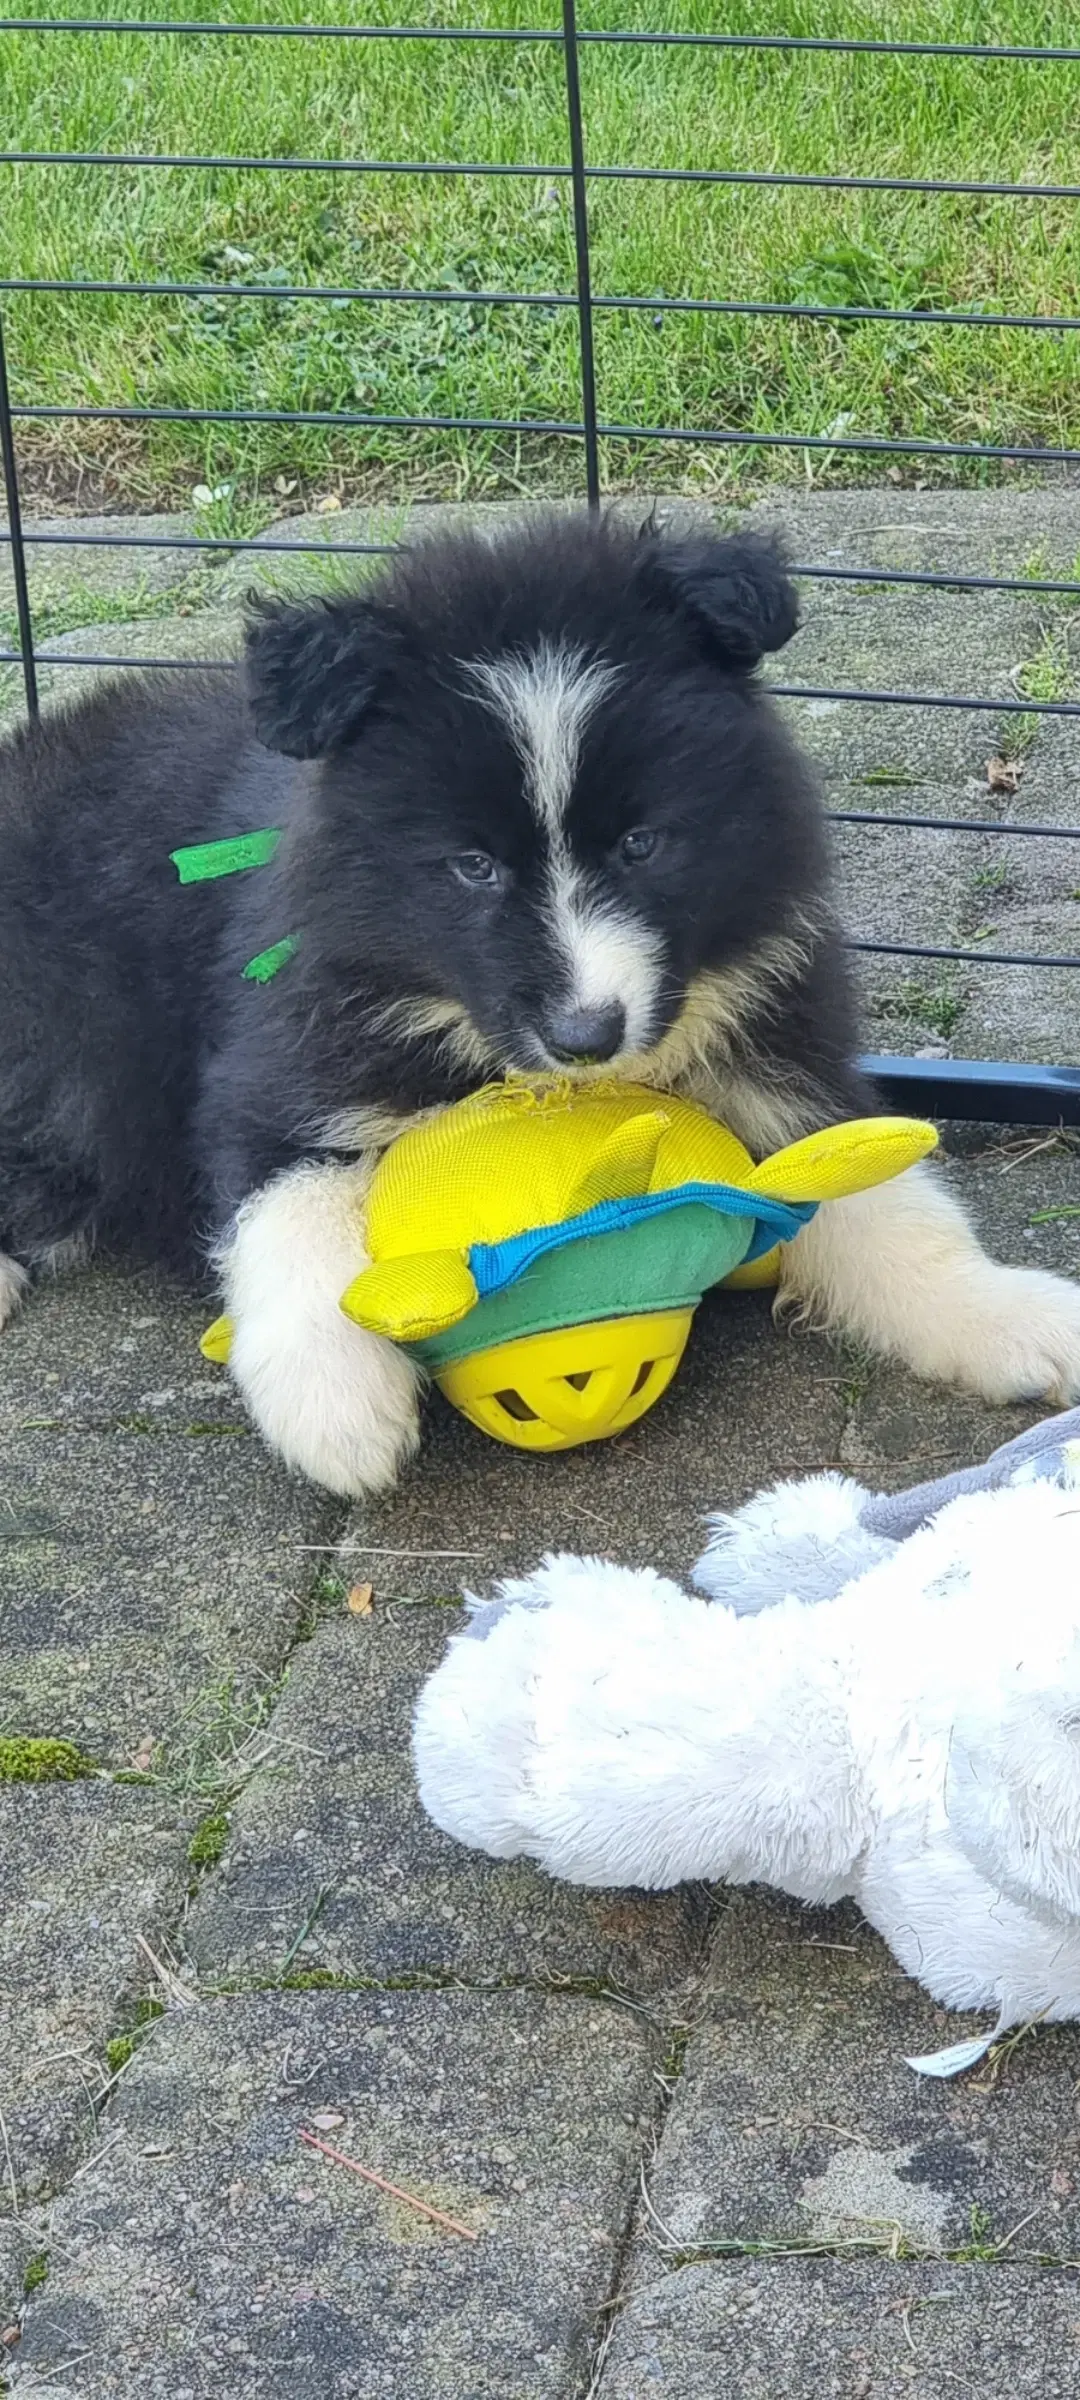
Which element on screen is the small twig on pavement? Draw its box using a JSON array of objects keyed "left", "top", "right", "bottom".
[
  {"left": 294, "top": 1543, "right": 500, "bottom": 1559},
  {"left": 134, "top": 1932, "right": 196, "bottom": 2010},
  {"left": 0, "top": 2105, "right": 18, "bottom": 2221},
  {"left": 297, "top": 2128, "right": 479, "bottom": 2240}
]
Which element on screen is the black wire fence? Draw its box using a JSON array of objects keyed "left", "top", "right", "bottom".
[{"left": 2, "top": 12, "right": 1080, "bottom": 1122}]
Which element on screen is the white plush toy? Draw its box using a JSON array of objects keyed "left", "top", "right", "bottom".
[{"left": 413, "top": 1408, "right": 1080, "bottom": 2077}]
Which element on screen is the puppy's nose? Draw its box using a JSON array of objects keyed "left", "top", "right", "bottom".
[{"left": 543, "top": 1000, "right": 626, "bottom": 1062}]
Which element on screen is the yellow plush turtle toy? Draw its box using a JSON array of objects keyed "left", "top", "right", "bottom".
[{"left": 204, "top": 1080, "right": 936, "bottom": 1455}]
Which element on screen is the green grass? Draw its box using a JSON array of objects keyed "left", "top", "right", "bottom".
[
  {"left": 3, "top": 1, "right": 1080, "bottom": 507},
  {"left": 0, "top": 576, "right": 216, "bottom": 650}
]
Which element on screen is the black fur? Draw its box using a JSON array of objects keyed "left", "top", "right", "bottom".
[{"left": 0, "top": 510, "right": 868, "bottom": 1277}]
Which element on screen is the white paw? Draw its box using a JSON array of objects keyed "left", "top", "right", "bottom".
[
  {"left": 230, "top": 1304, "right": 421, "bottom": 1498},
  {"left": 217, "top": 1157, "right": 422, "bottom": 1498},
  {"left": 0, "top": 1254, "right": 29, "bottom": 1329},
  {"left": 914, "top": 1261, "right": 1080, "bottom": 1406}
]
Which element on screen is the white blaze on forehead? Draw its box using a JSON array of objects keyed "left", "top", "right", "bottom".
[
  {"left": 463, "top": 636, "right": 663, "bottom": 1058},
  {"left": 463, "top": 638, "right": 621, "bottom": 829},
  {"left": 547, "top": 852, "right": 665, "bottom": 1055}
]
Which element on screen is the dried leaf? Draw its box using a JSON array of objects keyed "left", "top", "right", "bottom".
[
  {"left": 314, "top": 492, "right": 342, "bottom": 514},
  {"left": 987, "top": 754, "right": 1023, "bottom": 793},
  {"left": 347, "top": 1582, "right": 374, "bottom": 1616}
]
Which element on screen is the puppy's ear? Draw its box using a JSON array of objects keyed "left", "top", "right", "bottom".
[
  {"left": 639, "top": 531, "right": 799, "bottom": 670},
  {"left": 244, "top": 592, "right": 400, "bottom": 759}
]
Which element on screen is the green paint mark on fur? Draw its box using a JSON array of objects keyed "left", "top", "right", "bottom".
[
  {"left": 170, "top": 828, "right": 281, "bottom": 883},
  {"left": 242, "top": 932, "right": 300, "bottom": 983},
  {"left": 0, "top": 1736, "right": 92, "bottom": 1782}
]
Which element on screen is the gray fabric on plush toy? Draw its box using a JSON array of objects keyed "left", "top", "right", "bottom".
[{"left": 696, "top": 1404, "right": 1080, "bottom": 1614}]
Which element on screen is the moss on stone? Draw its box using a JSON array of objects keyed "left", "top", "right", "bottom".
[
  {"left": 22, "top": 2254, "right": 48, "bottom": 2295},
  {"left": 188, "top": 1809, "right": 230, "bottom": 1871},
  {"left": 106, "top": 1996, "right": 165, "bottom": 2079},
  {"left": 0, "top": 1736, "right": 92, "bottom": 1783}
]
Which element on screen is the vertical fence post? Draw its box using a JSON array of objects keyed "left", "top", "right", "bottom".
[
  {"left": 560, "top": 0, "right": 601, "bottom": 509},
  {"left": 0, "top": 308, "right": 38, "bottom": 719}
]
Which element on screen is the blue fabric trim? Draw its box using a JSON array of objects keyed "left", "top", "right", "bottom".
[{"left": 469, "top": 1183, "right": 815, "bottom": 1300}]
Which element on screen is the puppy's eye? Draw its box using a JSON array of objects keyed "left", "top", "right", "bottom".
[
  {"left": 452, "top": 849, "right": 500, "bottom": 887},
  {"left": 619, "top": 826, "right": 658, "bottom": 865}
]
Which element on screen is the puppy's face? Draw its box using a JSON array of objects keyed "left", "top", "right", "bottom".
[{"left": 246, "top": 518, "right": 818, "bottom": 1077}]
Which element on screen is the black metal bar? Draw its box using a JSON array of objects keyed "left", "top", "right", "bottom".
[
  {"left": 851, "top": 939, "right": 1080, "bottom": 968},
  {"left": 0, "top": 525, "right": 1075, "bottom": 606},
  {"left": 0, "top": 309, "right": 37, "bottom": 718},
  {"left": 863, "top": 1054, "right": 1080, "bottom": 1127},
  {"left": 3, "top": 638, "right": 1077, "bottom": 724},
  {"left": 772, "top": 685, "right": 1080, "bottom": 718},
  {"left": 10, "top": 399, "right": 583, "bottom": 434},
  {"left": 561, "top": 0, "right": 599, "bottom": 511},
  {"left": 5, "top": 21, "right": 1080, "bottom": 62},
  {"left": 829, "top": 811, "right": 1080, "bottom": 840},
  {"left": 0, "top": 527, "right": 400, "bottom": 559},
  {"left": 793, "top": 563, "right": 1080, "bottom": 600},
  {"left": 0, "top": 648, "right": 236, "bottom": 669},
  {"left": 7, "top": 271, "right": 1080, "bottom": 337},
  {"left": 15, "top": 149, "right": 1080, "bottom": 205},
  {"left": 10, "top": 394, "right": 1080, "bottom": 473}
]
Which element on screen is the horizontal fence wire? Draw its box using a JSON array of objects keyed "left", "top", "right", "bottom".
[
  {"left": 8, "top": 270, "right": 1080, "bottom": 338},
  {"left": 11, "top": 152, "right": 1080, "bottom": 206},
  {"left": 10, "top": 398, "right": 1080, "bottom": 471},
  {"left": 5, "top": 20, "right": 1080, "bottom": 58},
  {"left": 2, "top": 18, "right": 1080, "bottom": 1108},
  {"left": 2, "top": 525, "right": 1080, "bottom": 605},
  {"left": 3, "top": 645, "right": 1079, "bottom": 726}
]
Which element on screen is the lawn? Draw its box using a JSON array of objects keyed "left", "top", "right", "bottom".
[{"left": 2, "top": 0, "right": 1080, "bottom": 513}]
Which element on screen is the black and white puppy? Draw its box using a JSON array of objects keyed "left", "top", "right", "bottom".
[{"left": 3, "top": 509, "right": 1079, "bottom": 1494}]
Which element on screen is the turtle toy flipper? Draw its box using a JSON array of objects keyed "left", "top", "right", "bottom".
[
  {"left": 341, "top": 1249, "right": 478, "bottom": 1343},
  {"left": 746, "top": 1118, "right": 938, "bottom": 1206}
]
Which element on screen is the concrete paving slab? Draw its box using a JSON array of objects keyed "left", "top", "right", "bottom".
[
  {"left": 1, "top": 1422, "right": 337, "bottom": 1762},
  {"left": 0, "top": 1261, "right": 228, "bottom": 1437},
  {"left": 0, "top": 515, "right": 209, "bottom": 614},
  {"left": 186, "top": 1609, "right": 706, "bottom": 1999},
  {"left": 598, "top": 2258, "right": 1080, "bottom": 2400},
  {"left": 11, "top": 1988, "right": 655, "bottom": 2400},
  {"left": 745, "top": 483, "right": 1080, "bottom": 570},
  {"left": 0, "top": 1782, "right": 192, "bottom": 2212},
  {"left": 332, "top": 1286, "right": 850, "bottom": 1602},
  {"left": 639, "top": 1892, "right": 1080, "bottom": 2267},
  {"left": 0, "top": 610, "right": 239, "bottom": 730}
]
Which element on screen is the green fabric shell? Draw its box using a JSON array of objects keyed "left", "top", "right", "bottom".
[{"left": 408, "top": 1203, "right": 754, "bottom": 1371}]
